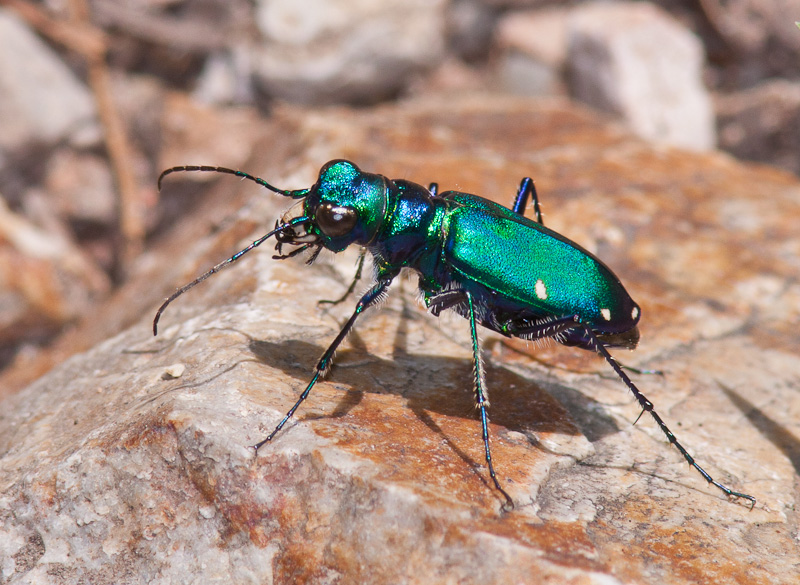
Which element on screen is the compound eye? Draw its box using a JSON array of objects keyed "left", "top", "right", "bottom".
[{"left": 315, "top": 202, "right": 357, "bottom": 237}]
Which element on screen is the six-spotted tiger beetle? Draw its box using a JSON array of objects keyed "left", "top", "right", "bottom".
[{"left": 154, "top": 160, "right": 756, "bottom": 510}]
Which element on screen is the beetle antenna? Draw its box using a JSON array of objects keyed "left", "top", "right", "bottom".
[
  {"left": 153, "top": 216, "right": 310, "bottom": 335},
  {"left": 158, "top": 165, "right": 309, "bottom": 199}
]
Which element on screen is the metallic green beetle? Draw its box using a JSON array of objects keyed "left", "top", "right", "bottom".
[{"left": 154, "top": 160, "right": 754, "bottom": 509}]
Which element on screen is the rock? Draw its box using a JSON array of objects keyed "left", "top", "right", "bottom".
[
  {"left": 157, "top": 92, "right": 266, "bottom": 177},
  {"left": 716, "top": 79, "right": 800, "bottom": 175},
  {"left": 108, "top": 73, "right": 168, "bottom": 164},
  {"left": 252, "top": 0, "right": 447, "bottom": 104},
  {"left": 0, "top": 9, "right": 98, "bottom": 157},
  {"left": 0, "top": 196, "right": 110, "bottom": 367},
  {"left": 445, "top": 0, "right": 497, "bottom": 62},
  {"left": 567, "top": 1, "right": 715, "bottom": 150},
  {"left": 494, "top": 7, "right": 570, "bottom": 96},
  {"left": 43, "top": 149, "right": 116, "bottom": 226},
  {"left": 698, "top": 0, "right": 800, "bottom": 56},
  {"left": 697, "top": 0, "right": 800, "bottom": 85},
  {"left": 193, "top": 49, "right": 255, "bottom": 106},
  {"left": 0, "top": 97, "right": 798, "bottom": 583},
  {"left": 0, "top": 93, "right": 269, "bottom": 399}
]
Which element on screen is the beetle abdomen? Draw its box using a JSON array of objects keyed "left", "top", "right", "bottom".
[{"left": 441, "top": 203, "right": 640, "bottom": 334}]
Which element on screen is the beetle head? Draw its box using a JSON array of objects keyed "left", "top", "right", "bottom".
[{"left": 301, "top": 160, "right": 388, "bottom": 253}]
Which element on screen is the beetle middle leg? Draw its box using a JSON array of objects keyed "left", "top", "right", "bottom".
[
  {"left": 318, "top": 248, "right": 367, "bottom": 306},
  {"left": 426, "top": 288, "right": 514, "bottom": 509},
  {"left": 466, "top": 291, "right": 514, "bottom": 509},
  {"left": 505, "top": 315, "right": 756, "bottom": 506}
]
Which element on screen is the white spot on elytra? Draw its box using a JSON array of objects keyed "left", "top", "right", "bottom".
[
  {"left": 601, "top": 308, "right": 611, "bottom": 321},
  {"left": 632, "top": 306, "right": 639, "bottom": 320},
  {"left": 535, "top": 279, "right": 548, "bottom": 300}
]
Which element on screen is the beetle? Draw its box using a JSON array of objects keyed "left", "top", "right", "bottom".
[{"left": 154, "top": 160, "right": 755, "bottom": 509}]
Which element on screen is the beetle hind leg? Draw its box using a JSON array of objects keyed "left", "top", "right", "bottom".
[
  {"left": 505, "top": 315, "right": 755, "bottom": 506},
  {"left": 511, "top": 177, "right": 543, "bottom": 224},
  {"left": 579, "top": 326, "right": 755, "bottom": 506}
]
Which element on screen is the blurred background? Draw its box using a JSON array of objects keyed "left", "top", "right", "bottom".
[{"left": 0, "top": 0, "right": 799, "bottom": 387}]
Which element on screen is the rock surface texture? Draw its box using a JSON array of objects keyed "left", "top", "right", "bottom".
[{"left": 1, "top": 98, "right": 798, "bottom": 584}]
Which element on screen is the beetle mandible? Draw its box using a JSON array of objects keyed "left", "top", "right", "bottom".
[{"left": 153, "top": 160, "right": 755, "bottom": 509}]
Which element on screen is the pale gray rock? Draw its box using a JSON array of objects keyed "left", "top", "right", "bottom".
[
  {"left": 0, "top": 9, "right": 98, "bottom": 155},
  {"left": 495, "top": 8, "right": 570, "bottom": 97},
  {"left": 252, "top": 0, "right": 447, "bottom": 104},
  {"left": 193, "top": 48, "right": 255, "bottom": 106},
  {"left": 567, "top": 1, "right": 715, "bottom": 150}
]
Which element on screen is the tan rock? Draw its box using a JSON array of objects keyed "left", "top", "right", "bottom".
[{"left": 1, "top": 97, "right": 797, "bottom": 583}]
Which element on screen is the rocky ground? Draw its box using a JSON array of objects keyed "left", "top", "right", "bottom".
[{"left": 1, "top": 2, "right": 799, "bottom": 584}]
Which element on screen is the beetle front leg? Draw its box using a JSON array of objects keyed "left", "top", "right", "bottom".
[{"left": 253, "top": 277, "right": 393, "bottom": 452}]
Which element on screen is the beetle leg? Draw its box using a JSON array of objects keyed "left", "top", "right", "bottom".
[
  {"left": 466, "top": 291, "right": 514, "bottom": 510},
  {"left": 272, "top": 243, "right": 312, "bottom": 260},
  {"left": 253, "top": 277, "right": 393, "bottom": 452},
  {"left": 425, "top": 288, "right": 468, "bottom": 316},
  {"left": 511, "top": 177, "right": 543, "bottom": 225},
  {"left": 506, "top": 315, "right": 756, "bottom": 506},
  {"left": 502, "top": 314, "right": 581, "bottom": 341},
  {"left": 428, "top": 182, "right": 438, "bottom": 197},
  {"left": 319, "top": 248, "right": 367, "bottom": 306},
  {"left": 578, "top": 325, "right": 756, "bottom": 506}
]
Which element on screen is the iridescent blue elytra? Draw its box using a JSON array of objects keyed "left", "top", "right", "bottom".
[{"left": 154, "top": 160, "right": 754, "bottom": 510}]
